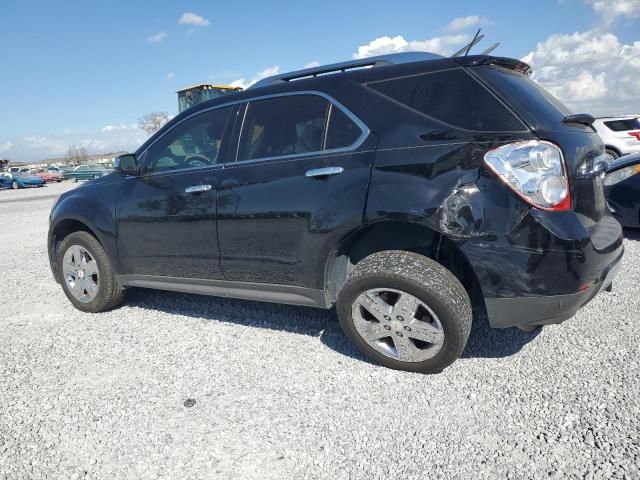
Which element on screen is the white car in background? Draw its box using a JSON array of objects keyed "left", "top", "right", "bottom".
[{"left": 593, "top": 115, "right": 640, "bottom": 159}]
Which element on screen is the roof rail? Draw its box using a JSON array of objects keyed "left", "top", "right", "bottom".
[{"left": 249, "top": 52, "right": 444, "bottom": 89}]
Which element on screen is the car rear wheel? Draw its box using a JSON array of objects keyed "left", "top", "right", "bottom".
[
  {"left": 93, "top": 174, "right": 98, "bottom": 179},
  {"left": 336, "top": 250, "right": 472, "bottom": 373},
  {"left": 72, "top": 177, "right": 78, "bottom": 183},
  {"left": 57, "top": 231, "right": 125, "bottom": 313},
  {"left": 606, "top": 148, "right": 620, "bottom": 160},
  {"left": 11, "top": 180, "right": 19, "bottom": 189}
]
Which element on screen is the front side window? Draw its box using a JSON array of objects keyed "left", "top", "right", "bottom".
[
  {"left": 238, "top": 95, "right": 329, "bottom": 161},
  {"left": 369, "top": 68, "right": 526, "bottom": 132},
  {"left": 145, "top": 107, "right": 232, "bottom": 173}
]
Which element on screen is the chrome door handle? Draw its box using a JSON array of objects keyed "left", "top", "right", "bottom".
[
  {"left": 305, "top": 167, "right": 344, "bottom": 178},
  {"left": 185, "top": 184, "right": 212, "bottom": 193}
]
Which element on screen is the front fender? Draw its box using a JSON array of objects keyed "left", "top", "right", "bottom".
[{"left": 48, "top": 180, "right": 124, "bottom": 280}]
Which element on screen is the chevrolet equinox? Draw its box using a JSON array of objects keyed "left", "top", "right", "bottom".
[{"left": 48, "top": 52, "right": 623, "bottom": 373}]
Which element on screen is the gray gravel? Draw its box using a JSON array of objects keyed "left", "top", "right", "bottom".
[{"left": 1, "top": 184, "right": 639, "bottom": 480}]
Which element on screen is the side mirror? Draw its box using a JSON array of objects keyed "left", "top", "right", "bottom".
[{"left": 114, "top": 154, "right": 139, "bottom": 175}]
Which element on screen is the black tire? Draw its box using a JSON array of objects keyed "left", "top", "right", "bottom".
[
  {"left": 337, "top": 250, "right": 472, "bottom": 373},
  {"left": 605, "top": 148, "right": 620, "bottom": 160},
  {"left": 72, "top": 177, "right": 78, "bottom": 183},
  {"left": 57, "top": 231, "right": 125, "bottom": 313},
  {"left": 11, "top": 180, "right": 19, "bottom": 190}
]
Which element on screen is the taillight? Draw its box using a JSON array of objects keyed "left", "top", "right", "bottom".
[
  {"left": 484, "top": 140, "right": 571, "bottom": 211},
  {"left": 628, "top": 131, "right": 640, "bottom": 141}
]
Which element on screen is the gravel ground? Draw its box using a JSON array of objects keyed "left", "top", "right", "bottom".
[{"left": 1, "top": 183, "right": 639, "bottom": 480}]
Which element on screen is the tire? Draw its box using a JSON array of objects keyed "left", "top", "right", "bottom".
[
  {"left": 72, "top": 177, "right": 78, "bottom": 183},
  {"left": 57, "top": 231, "right": 125, "bottom": 313},
  {"left": 337, "top": 250, "right": 472, "bottom": 373},
  {"left": 605, "top": 148, "right": 620, "bottom": 160},
  {"left": 11, "top": 180, "right": 19, "bottom": 190},
  {"left": 93, "top": 175, "right": 98, "bottom": 179}
]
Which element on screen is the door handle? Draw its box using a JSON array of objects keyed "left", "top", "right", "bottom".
[
  {"left": 185, "top": 184, "right": 212, "bottom": 193},
  {"left": 305, "top": 167, "right": 344, "bottom": 178}
]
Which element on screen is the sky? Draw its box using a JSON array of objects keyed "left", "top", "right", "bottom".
[{"left": 1, "top": 0, "right": 640, "bottom": 162}]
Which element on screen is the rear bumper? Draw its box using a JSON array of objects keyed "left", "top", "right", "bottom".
[
  {"left": 459, "top": 210, "right": 624, "bottom": 328},
  {"left": 484, "top": 251, "right": 622, "bottom": 328}
]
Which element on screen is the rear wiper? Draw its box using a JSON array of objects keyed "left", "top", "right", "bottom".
[{"left": 562, "top": 114, "right": 595, "bottom": 127}]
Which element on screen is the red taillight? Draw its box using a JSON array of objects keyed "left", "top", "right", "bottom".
[{"left": 628, "top": 131, "right": 640, "bottom": 141}]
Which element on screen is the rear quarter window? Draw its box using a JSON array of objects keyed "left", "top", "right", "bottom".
[
  {"left": 604, "top": 118, "right": 640, "bottom": 132},
  {"left": 368, "top": 68, "right": 526, "bottom": 132}
]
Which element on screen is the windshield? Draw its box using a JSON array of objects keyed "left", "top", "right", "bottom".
[{"left": 471, "top": 65, "right": 577, "bottom": 132}]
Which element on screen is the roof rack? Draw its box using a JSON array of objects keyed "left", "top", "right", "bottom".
[{"left": 249, "top": 52, "right": 444, "bottom": 89}]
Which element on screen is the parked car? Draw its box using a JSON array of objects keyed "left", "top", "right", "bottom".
[
  {"left": 63, "top": 165, "right": 109, "bottom": 182},
  {"left": 8, "top": 170, "right": 45, "bottom": 189},
  {"left": 593, "top": 115, "right": 640, "bottom": 159},
  {"left": 33, "top": 168, "right": 64, "bottom": 183},
  {"left": 604, "top": 153, "right": 640, "bottom": 228},
  {"left": 48, "top": 52, "right": 623, "bottom": 373},
  {"left": 0, "top": 172, "right": 13, "bottom": 189}
]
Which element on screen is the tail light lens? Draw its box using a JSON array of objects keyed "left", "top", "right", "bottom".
[
  {"left": 628, "top": 131, "right": 640, "bottom": 141},
  {"left": 484, "top": 140, "right": 571, "bottom": 211}
]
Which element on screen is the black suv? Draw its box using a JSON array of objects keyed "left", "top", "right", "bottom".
[{"left": 48, "top": 52, "right": 623, "bottom": 373}]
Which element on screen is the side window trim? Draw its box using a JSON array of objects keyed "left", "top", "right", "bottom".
[
  {"left": 136, "top": 90, "right": 370, "bottom": 170},
  {"left": 232, "top": 92, "right": 369, "bottom": 164}
]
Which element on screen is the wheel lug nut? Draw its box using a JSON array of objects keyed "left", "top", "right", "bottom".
[
  {"left": 384, "top": 325, "right": 391, "bottom": 330},
  {"left": 397, "top": 316, "right": 404, "bottom": 321},
  {"left": 396, "top": 332, "right": 403, "bottom": 337},
  {"left": 404, "top": 326, "right": 411, "bottom": 331}
]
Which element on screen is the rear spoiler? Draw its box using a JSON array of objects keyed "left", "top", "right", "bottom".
[{"left": 453, "top": 55, "right": 532, "bottom": 76}]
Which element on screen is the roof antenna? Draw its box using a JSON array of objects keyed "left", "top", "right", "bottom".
[
  {"left": 481, "top": 42, "right": 500, "bottom": 55},
  {"left": 451, "top": 29, "right": 485, "bottom": 57}
]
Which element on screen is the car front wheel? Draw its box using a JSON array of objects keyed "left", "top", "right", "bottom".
[
  {"left": 11, "top": 180, "right": 19, "bottom": 189},
  {"left": 606, "top": 148, "right": 620, "bottom": 160},
  {"left": 337, "top": 250, "right": 472, "bottom": 373},
  {"left": 57, "top": 231, "right": 125, "bottom": 313}
]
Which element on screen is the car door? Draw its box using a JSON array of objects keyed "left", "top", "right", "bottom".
[
  {"left": 116, "top": 105, "right": 235, "bottom": 279},
  {"left": 217, "top": 93, "right": 375, "bottom": 291}
]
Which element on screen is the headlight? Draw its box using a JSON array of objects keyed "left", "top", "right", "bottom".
[
  {"left": 604, "top": 164, "right": 640, "bottom": 186},
  {"left": 484, "top": 140, "right": 570, "bottom": 211}
]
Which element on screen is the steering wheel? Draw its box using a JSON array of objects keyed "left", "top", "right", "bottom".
[{"left": 184, "top": 154, "right": 211, "bottom": 168}]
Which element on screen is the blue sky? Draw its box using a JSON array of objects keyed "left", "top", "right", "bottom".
[{"left": 1, "top": 0, "right": 640, "bottom": 161}]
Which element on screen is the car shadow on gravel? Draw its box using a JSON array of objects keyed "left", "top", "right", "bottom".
[{"left": 124, "top": 289, "right": 539, "bottom": 363}]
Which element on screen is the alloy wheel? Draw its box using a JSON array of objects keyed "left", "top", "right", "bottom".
[
  {"left": 62, "top": 245, "right": 99, "bottom": 303},
  {"left": 351, "top": 288, "right": 445, "bottom": 362}
]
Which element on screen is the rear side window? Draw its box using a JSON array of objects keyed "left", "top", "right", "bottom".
[
  {"left": 325, "top": 106, "right": 363, "bottom": 150},
  {"left": 369, "top": 68, "right": 525, "bottom": 132},
  {"left": 604, "top": 118, "right": 640, "bottom": 131},
  {"left": 238, "top": 95, "right": 329, "bottom": 160}
]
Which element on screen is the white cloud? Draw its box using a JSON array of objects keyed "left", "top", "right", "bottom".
[
  {"left": 589, "top": 0, "right": 640, "bottom": 25},
  {"left": 524, "top": 30, "right": 640, "bottom": 114},
  {"left": 231, "top": 65, "right": 280, "bottom": 89},
  {"left": 0, "top": 141, "right": 12, "bottom": 154},
  {"left": 148, "top": 31, "right": 167, "bottom": 45},
  {"left": 178, "top": 12, "right": 210, "bottom": 27},
  {"left": 353, "top": 33, "right": 469, "bottom": 59},
  {"left": 25, "top": 136, "right": 48, "bottom": 145},
  {"left": 304, "top": 61, "right": 320, "bottom": 68},
  {"left": 166, "top": 72, "right": 175, "bottom": 80},
  {"left": 447, "top": 15, "right": 484, "bottom": 31}
]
